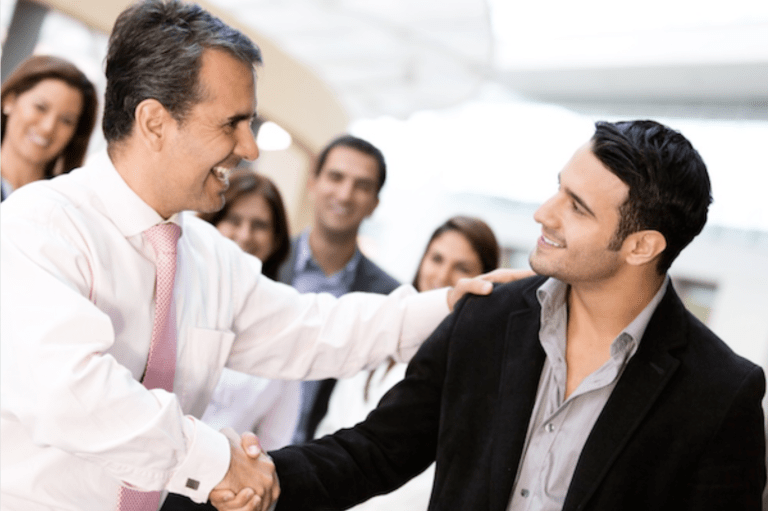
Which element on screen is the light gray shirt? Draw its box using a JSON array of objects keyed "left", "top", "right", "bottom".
[{"left": 507, "top": 277, "right": 669, "bottom": 511}]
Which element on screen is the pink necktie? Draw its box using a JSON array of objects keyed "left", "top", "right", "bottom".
[{"left": 117, "top": 222, "right": 182, "bottom": 511}]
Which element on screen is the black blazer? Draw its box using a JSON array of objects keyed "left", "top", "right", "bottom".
[
  {"left": 271, "top": 276, "right": 767, "bottom": 511},
  {"left": 278, "top": 237, "right": 400, "bottom": 442}
]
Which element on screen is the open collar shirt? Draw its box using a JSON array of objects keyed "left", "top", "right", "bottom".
[
  {"left": 0, "top": 175, "right": 13, "bottom": 201},
  {"left": 507, "top": 277, "right": 668, "bottom": 511},
  {"left": 291, "top": 229, "right": 362, "bottom": 297},
  {"left": 0, "top": 150, "right": 449, "bottom": 511}
]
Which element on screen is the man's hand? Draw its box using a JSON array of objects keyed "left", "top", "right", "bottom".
[
  {"left": 447, "top": 268, "right": 535, "bottom": 310},
  {"left": 210, "top": 429, "right": 279, "bottom": 511}
]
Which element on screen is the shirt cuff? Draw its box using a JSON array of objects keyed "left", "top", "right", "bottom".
[
  {"left": 396, "top": 286, "right": 450, "bottom": 362},
  {"left": 166, "top": 417, "right": 230, "bottom": 503}
]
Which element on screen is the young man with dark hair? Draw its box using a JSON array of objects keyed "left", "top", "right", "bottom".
[
  {"left": 224, "top": 119, "right": 766, "bottom": 511},
  {"left": 278, "top": 134, "right": 400, "bottom": 445}
]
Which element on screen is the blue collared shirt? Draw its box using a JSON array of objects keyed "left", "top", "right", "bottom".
[
  {"left": 1, "top": 177, "right": 14, "bottom": 202},
  {"left": 290, "top": 229, "right": 364, "bottom": 444},
  {"left": 291, "top": 230, "right": 362, "bottom": 297}
]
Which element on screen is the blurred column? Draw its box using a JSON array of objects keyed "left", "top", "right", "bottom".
[{"left": 1, "top": 0, "right": 48, "bottom": 83}]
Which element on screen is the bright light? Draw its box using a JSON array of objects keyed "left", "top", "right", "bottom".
[{"left": 256, "top": 121, "right": 292, "bottom": 151}]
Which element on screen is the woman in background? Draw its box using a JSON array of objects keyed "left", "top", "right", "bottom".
[
  {"left": 1, "top": 55, "right": 97, "bottom": 200},
  {"left": 197, "top": 168, "right": 299, "bottom": 448},
  {"left": 315, "top": 215, "right": 500, "bottom": 511},
  {"left": 412, "top": 215, "right": 500, "bottom": 293},
  {"left": 199, "top": 168, "right": 290, "bottom": 280}
]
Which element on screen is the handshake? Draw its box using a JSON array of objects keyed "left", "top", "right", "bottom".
[{"left": 210, "top": 428, "right": 280, "bottom": 511}]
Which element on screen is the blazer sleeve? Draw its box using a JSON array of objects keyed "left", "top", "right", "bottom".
[
  {"left": 269, "top": 300, "right": 459, "bottom": 511},
  {"left": 684, "top": 364, "right": 766, "bottom": 510}
]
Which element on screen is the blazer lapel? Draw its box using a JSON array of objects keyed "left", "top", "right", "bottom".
[
  {"left": 489, "top": 285, "right": 547, "bottom": 511},
  {"left": 276, "top": 238, "right": 298, "bottom": 284},
  {"left": 350, "top": 255, "right": 373, "bottom": 293},
  {"left": 562, "top": 285, "right": 688, "bottom": 511}
]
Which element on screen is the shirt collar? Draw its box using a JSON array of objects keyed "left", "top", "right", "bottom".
[
  {"left": 537, "top": 276, "right": 669, "bottom": 358},
  {"left": 85, "top": 150, "right": 182, "bottom": 237},
  {"left": 294, "top": 229, "right": 363, "bottom": 278},
  {"left": 1, "top": 176, "right": 14, "bottom": 199}
]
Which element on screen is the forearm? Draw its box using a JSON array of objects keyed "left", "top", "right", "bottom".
[
  {"left": 268, "top": 315, "right": 455, "bottom": 510},
  {"left": 227, "top": 281, "right": 449, "bottom": 380}
]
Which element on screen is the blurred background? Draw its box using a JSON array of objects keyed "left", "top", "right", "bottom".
[{"left": 2, "top": 0, "right": 767, "bottom": 398}]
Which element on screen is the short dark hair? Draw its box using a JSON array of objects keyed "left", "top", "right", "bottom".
[
  {"left": 1, "top": 55, "right": 98, "bottom": 178},
  {"left": 412, "top": 215, "right": 500, "bottom": 290},
  {"left": 103, "top": 0, "right": 262, "bottom": 144},
  {"left": 592, "top": 120, "right": 712, "bottom": 274},
  {"left": 199, "top": 169, "right": 290, "bottom": 280},
  {"left": 315, "top": 135, "right": 387, "bottom": 192}
]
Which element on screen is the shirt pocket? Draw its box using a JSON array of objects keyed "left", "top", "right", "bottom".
[{"left": 175, "top": 327, "right": 236, "bottom": 419}]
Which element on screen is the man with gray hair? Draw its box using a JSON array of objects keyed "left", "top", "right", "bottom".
[{"left": 0, "top": 1, "right": 512, "bottom": 510}]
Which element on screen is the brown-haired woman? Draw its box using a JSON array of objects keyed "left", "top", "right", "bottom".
[
  {"left": 198, "top": 168, "right": 290, "bottom": 279},
  {"left": 1, "top": 55, "right": 98, "bottom": 200}
]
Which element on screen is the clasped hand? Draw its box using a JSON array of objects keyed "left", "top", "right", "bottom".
[{"left": 210, "top": 428, "right": 279, "bottom": 511}]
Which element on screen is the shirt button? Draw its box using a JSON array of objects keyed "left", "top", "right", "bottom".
[
  {"left": 546, "top": 423, "right": 555, "bottom": 432},
  {"left": 521, "top": 489, "right": 530, "bottom": 498}
]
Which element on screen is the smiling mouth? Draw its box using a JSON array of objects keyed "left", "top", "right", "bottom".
[
  {"left": 541, "top": 235, "right": 564, "bottom": 248},
  {"left": 28, "top": 131, "right": 50, "bottom": 147},
  {"left": 329, "top": 204, "right": 352, "bottom": 216},
  {"left": 212, "top": 166, "right": 231, "bottom": 181}
]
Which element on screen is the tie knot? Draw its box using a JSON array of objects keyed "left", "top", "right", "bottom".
[{"left": 144, "top": 222, "right": 181, "bottom": 255}]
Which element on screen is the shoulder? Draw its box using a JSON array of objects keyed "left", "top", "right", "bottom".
[
  {"left": 355, "top": 254, "right": 400, "bottom": 294},
  {"left": 458, "top": 274, "right": 546, "bottom": 317},
  {"left": 650, "top": 286, "right": 764, "bottom": 399},
  {"left": 683, "top": 311, "right": 762, "bottom": 387},
  {"left": 276, "top": 238, "right": 299, "bottom": 284},
  {"left": 0, "top": 171, "right": 103, "bottom": 246}
]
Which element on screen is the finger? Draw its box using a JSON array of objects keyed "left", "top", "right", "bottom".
[
  {"left": 446, "top": 278, "right": 488, "bottom": 310},
  {"left": 458, "top": 277, "right": 493, "bottom": 295},
  {"left": 210, "top": 489, "right": 236, "bottom": 504},
  {"left": 254, "top": 453, "right": 278, "bottom": 510},
  {"left": 480, "top": 268, "right": 535, "bottom": 283},
  {"left": 210, "top": 488, "right": 252, "bottom": 511},
  {"left": 240, "top": 431, "right": 262, "bottom": 458},
  {"left": 231, "top": 488, "right": 256, "bottom": 511},
  {"left": 248, "top": 492, "right": 263, "bottom": 511}
]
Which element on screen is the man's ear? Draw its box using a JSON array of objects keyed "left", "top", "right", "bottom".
[
  {"left": 624, "top": 230, "right": 667, "bottom": 267},
  {"left": 2, "top": 93, "right": 17, "bottom": 115},
  {"left": 364, "top": 195, "right": 380, "bottom": 218},
  {"left": 134, "top": 99, "right": 170, "bottom": 152},
  {"left": 307, "top": 170, "right": 320, "bottom": 197}
]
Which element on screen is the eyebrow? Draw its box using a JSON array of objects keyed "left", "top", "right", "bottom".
[
  {"left": 227, "top": 111, "right": 257, "bottom": 125},
  {"left": 558, "top": 173, "right": 597, "bottom": 218}
]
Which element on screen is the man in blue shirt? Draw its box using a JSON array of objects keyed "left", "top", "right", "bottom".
[{"left": 277, "top": 135, "right": 400, "bottom": 444}]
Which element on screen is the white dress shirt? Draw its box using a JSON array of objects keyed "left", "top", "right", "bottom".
[
  {"left": 0, "top": 151, "right": 449, "bottom": 511},
  {"left": 201, "top": 371, "right": 301, "bottom": 450}
]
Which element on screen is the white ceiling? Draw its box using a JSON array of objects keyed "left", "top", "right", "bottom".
[
  {"left": 208, "top": 0, "right": 768, "bottom": 121},
  {"left": 208, "top": 0, "right": 495, "bottom": 120}
]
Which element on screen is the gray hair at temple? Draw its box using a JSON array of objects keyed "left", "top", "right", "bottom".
[{"left": 103, "top": 0, "right": 262, "bottom": 144}]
